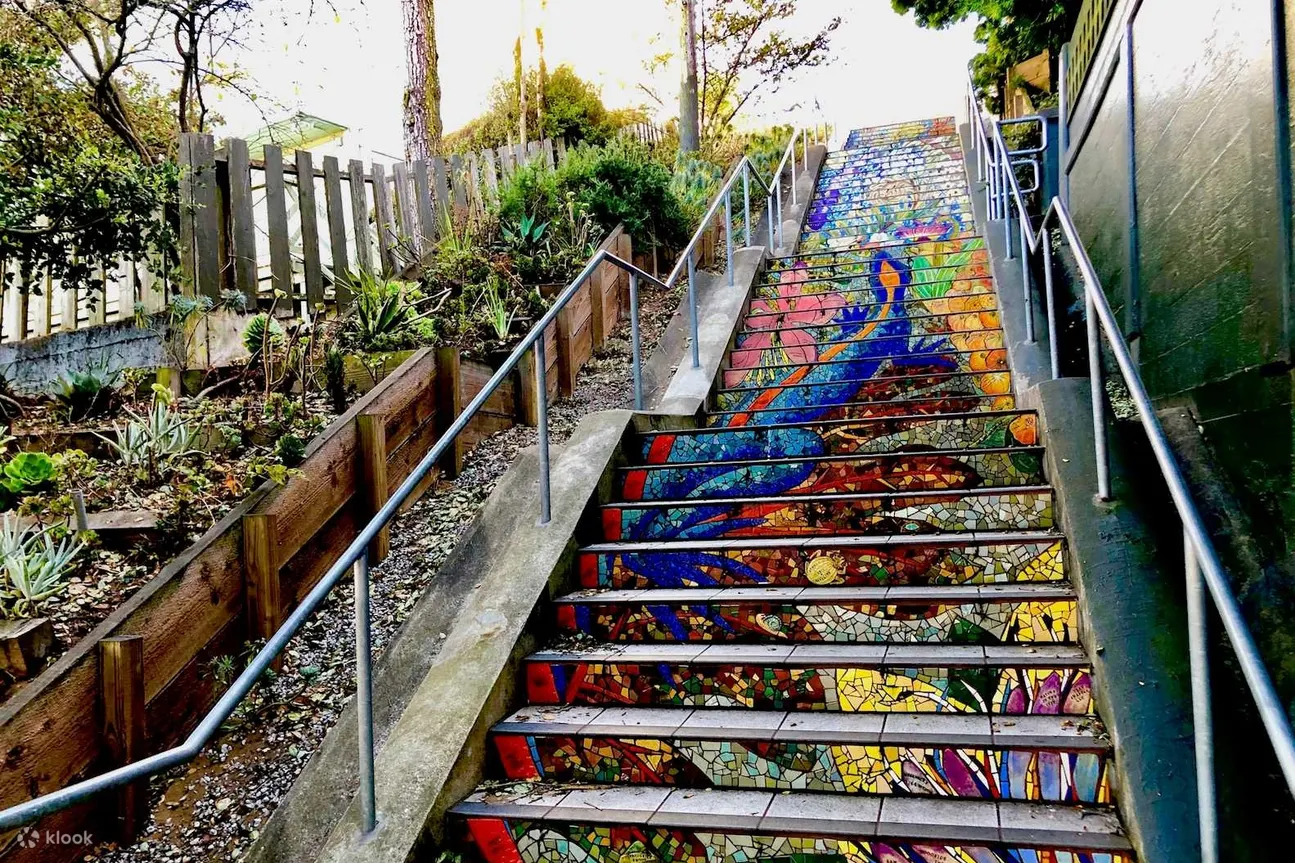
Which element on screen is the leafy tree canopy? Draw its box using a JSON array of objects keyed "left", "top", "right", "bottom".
[
  {"left": 891, "top": 0, "right": 1079, "bottom": 109},
  {"left": 447, "top": 65, "right": 619, "bottom": 154},
  {"left": 0, "top": 16, "right": 177, "bottom": 297}
]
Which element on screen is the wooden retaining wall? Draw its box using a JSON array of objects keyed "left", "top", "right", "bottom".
[{"left": 0, "top": 229, "right": 632, "bottom": 862}]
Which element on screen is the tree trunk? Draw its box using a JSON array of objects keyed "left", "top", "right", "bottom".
[
  {"left": 517, "top": 0, "right": 528, "bottom": 149},
  {"left": 402, "top": 0, "right": 443, "bottom": 163},
  {"left": 679, "top": 0, "right": 700, "bottom": 154}
]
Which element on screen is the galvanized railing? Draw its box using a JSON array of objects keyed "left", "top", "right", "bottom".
[
  {"left": 0, "top": 127, "right": 821, "bottom": 836},
  {"left": 968, "top": 73, "right": 1295, "bottom": 863}
]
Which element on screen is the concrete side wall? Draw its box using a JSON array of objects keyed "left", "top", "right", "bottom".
[{"left": 0, "top": 322, "right": 164, "bottom": 394}]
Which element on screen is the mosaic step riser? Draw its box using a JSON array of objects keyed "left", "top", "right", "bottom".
[
  {"left": 756, "top": 259, "right": 989, "bottom": 288},
  {"left": 766, "top": 238, "right": 988, "bottom": 270},
  {"left": 727, "top": 324, "right": 1007, "bottom": 357},
  {"left": 705, "top": 396, "right": 1019, "bottom": 428},
  {"left": 744, "top": 289, "right": 998, "bottom": 325},
  {"left": 733, "top": 311, "right": 1003, "bottom": 350},
  {"left": 713, "top": 376, "right": 1015, "bottom": 415},
  {"left": 724, "top": 348, "right": 1010, "bottom": 386},
  {"left": 736, "top": 307, "right": 1003, "bottom": 344},
  {"left": 815, "top": 173, "right": 968, "bottom": 191},
  {"left": 554, "top": 596, "right": 1078, "bottom": 645},
  {"left": 617, "top": 449, "right": 1045, "bottom": 503},
  {"left": 601, "top": 488, "right": 1054, "bottom": 541},
  {"left": 825, "top": 142, "right": 962, "bottom": 161},
  {"left": 635, "top": 414, "right": 1038, "bottom": 464},
  {"left": 493, "top": 734, "right": 1110, "bottom": 805},
  {"left": 577, "top": 539, "right": 1065, "bottom": 590},
  {"left": 824, "top": 150, "right": 963, "bottom": 170},
  {"left": 723, "top": 355, "right": 1009, "bottom": 389},
  {"left": 525, "top": 657, "right": 1093, "bottom": 715},
  {"left": 805, "top": 201, "right": 974, "bottom": 225},
  {"left": 459, "top": 816, "right": 1131, "bottom": 863},
  {"left": 845, "top": 126, "right": 958, "bottom": 147},
  {"left": 799, "top": 227, "right": 981, "bottom": 247},
  {"left": 807, "top": 213, "right": 976, "bottom": 237}
]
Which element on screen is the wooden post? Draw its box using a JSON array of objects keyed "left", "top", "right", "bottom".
[
  {"left": 433, "top": 347, "right": 465, "bottom": 477},
  {"left": 242, "top": 513, "right": 282, "bottom": 653},
  {"left": 589, "top": 260, "right": 608, "bottom": 352},
  {"left": 355, "top": 413, "right": 390, "bottom": 562},
  {"left": 99, "top": 635, "right": 146, "bottom": 843},
  {"left": 555, "top": 301, "right": 578, "bottom": 397},
  {"left": 295, "top": 150, "right": 325, "bottom": 313},
  {"left": 515, "top": 349, "right": 539, "bottom": 427}
]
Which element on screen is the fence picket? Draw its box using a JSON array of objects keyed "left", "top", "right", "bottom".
[
  {"left": 263, "top": 145, "right": 294, "bottom": 302},
  {"left": 371, "top": 162, "right": 397, "bottom": 274},
  {"left": 413, "top": 160, "right": 436, "bottom": 244},
  {"left": 348, "top": 159, "right": 371, "bottom": 282},
  {"left": 449, "top": 154, "right": 468, "bottom": 210},
  {"left": 391, "top": 162, "right": 418, "bottom": 255},
  {"left": 481, "top": 148, "right": 500, "bottom": 199},
  {"left": 226, "top": 138, "right": 259, "bottom": 306},
  {"left": 295, "top": 150, "right": 325, "bottom": 313},
  {"left": 322, "top": 156, "right": 350, "bottom": 294},
  {"left": 431, "top": 157, "right": 451, "bottom": 221}
]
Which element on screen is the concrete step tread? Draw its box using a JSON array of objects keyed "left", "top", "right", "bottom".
[
  {"left": 556, "top": 583, "right": 1075, "bottom": 606},
  {"left": 527, "top": 641, "right": 1088, "bottom": 668},
  {"left": 581, "top": 529, "right": 1060, "bottom": 554},
  {"left": 450, "top": 782, "right": 1129, "bottom": 850},
  {"left": 494, "top": 705, "right": 1108, "bottom": 750},
  {"left": 602, "top": 483, "right": 1052, "bottom": 510},
  {"left": 618, "top": 444, "right": 1042, "bottom": 471}
]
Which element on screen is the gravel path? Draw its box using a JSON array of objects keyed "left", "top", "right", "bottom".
[{"left": 87, "top": 284, "right": 682, "bottom": 863}]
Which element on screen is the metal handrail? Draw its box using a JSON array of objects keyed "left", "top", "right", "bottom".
[
  {"left": 0, "top": 126, "right": 822, "bottom": 836},
  {"left": 968, "top": 73, "right": 1295, "bottom": 863}
]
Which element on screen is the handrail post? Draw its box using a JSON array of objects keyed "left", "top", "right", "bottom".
[
  {"left": 1003, "top": 158, "right": 1015, "bottom": 260},
  {"left": 629, "top": 272, "right": 643, "bottom": 410},
  {"left": 535, "top": 337, "right": 552, "bottom": 523},
  {"left": 353, "top": 554, "right": 377, "bottom": 835},
  {"left": 1086, "top": 286, "right": 1112, "bottom": 500},
  {"left": 766, "top": 192, "right": 775, "bottom": 250},
  {"left": 1021, "top": 219, "right": 1035, "bottom": 343},
  {"left": 742, "top": 162, "right": 752, "bottom": 247},
  {"left": 803, "top": 129, "right": 809, "bottom": 171},
  {"left": 687, "top": 250, "right": 701, "bottom": 368},
  {"left": 776, "top": 181, "right": 785, "bottom": 248},
  {"left": 1186, "top": 528, "right": 1219, "bottom": 863},
  {"left": 791, "top": 137, "right": 799, "bottom": 206},
  {"left": 725, "top": 187, "right": 735, "bottom": 287},
  {"left": 1042, "top": 225, "right": 1061, "bottom": 379},
  {"left": 987, "top": 148, "right": 998, "bottom": 219}
]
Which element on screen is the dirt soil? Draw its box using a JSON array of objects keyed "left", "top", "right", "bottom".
[{"left": 86, "top": 281, "right": 683, "bottom": 862}]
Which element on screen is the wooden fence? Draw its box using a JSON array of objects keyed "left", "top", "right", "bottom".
[
  {"left": 0, "top": 225, "right": 632, "bottom": 863},
  {"left": 0, "top": 135, "right": 564, "bottom": 344},
  {"left": 620, "top": 121, "right": 667, "bottom": 147}
]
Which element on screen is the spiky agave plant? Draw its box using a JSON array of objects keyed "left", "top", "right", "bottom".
[{"left": 0, "top": 514, "right": 82, "bottom": 618}]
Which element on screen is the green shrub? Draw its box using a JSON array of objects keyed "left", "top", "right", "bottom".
[
  {"left": 556, "top": 139, "right": 691, "bottom": 251},
  {"left": 51, "top": 367, "right": 120, "bottom": 422}
]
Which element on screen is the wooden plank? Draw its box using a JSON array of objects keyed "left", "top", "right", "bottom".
[
  {"left": 555, "top": 300, "right": 578, "bottom": 397},
  {"left": 33, "top": 269, "right": 52, "bottom": 337},
  {"left": 480, "top": 148, "right": 500, "bottom": 200},
  {"left": 527, "top": 141, "right": 541, "bottom": 165},
  {"left": 87, "top": 263, "right": 106, "bottom": 326},
  {"left": 295, "top": 149, "right": 325, "bottom": 313},
  {"left": 542, "top": 138, "right": 556, "bottom": 170},
  {"left": 355, "top": 413, "right": 390, "bottom": 562},
  {"left": 260, "top": 349, "right": 436, "bottom": 565},
  {"left": 498, "top": 145, "right": 514, "bottom": 178},
  {"left": 449, "top": 154, "right": 468, "bottom": 210},
  {"left": 348, "top": 159, "right": 372, "bottom": 283},
  {"left": 99, "top": 635, "right": 146, "bottom": 843},
  {"left": 225, "top": 138, "right": 258, "bottom": 305},
  {"left": 263, "top": 145, "right": 294, "bottom": 301},
  {"left": 431, "top": 157, "right": 452, "bottom": 219},
  {"left": 556, "top": 137, "right": 567, "bottom": 162},
  {"left": 412, "top": 160, "right": 436, "bottom": 245},
  {"left": 434, "top": 346, "right": 465, "bottom": 476},
  {"left": 322, "top": 155, "right": 350, "bottom": 294},
  {"left": 515, "top": 349, "right": 539, "bottom": 427},
  {"left": 242, "top": 513, "right": 282, "bottom": 649},
  {"left": 589, "top": 261, "right": 608, "bottom": 351},
  {"left": 189, "top": 134, "right": 221, "bottom": 299},
  {"left": 464, "top": 152, "right": 481, "bottom": 213},
  {"left": 371, "top": 162, "right": 395, "bottom": 275},
  {"left": 391, "top": 162, "right": 418, "bottom": 254}
]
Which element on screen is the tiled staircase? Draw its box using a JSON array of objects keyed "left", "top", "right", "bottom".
[{"left": 451, "top": 119, "right": 1134, "bottom": 862}]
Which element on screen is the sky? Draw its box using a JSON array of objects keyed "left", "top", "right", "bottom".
[{"left": 212, "top": 0, "right": 979, "bottom": 159}]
